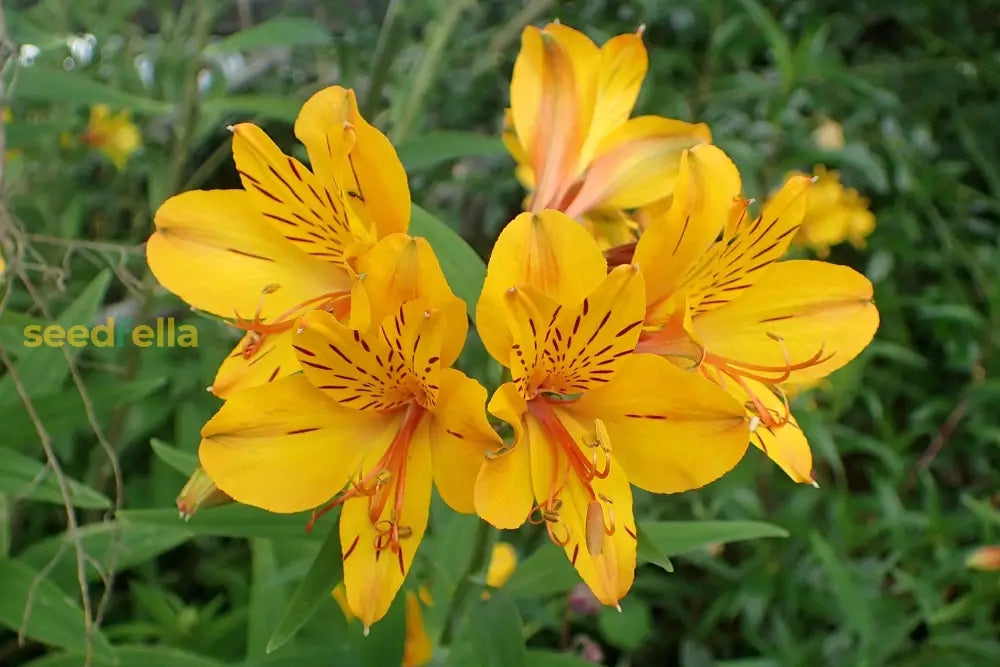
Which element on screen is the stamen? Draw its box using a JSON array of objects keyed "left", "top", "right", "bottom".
[{"left": 231, "top": 288, "right": 352, "bottom": 360}]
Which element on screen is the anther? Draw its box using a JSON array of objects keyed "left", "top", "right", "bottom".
[{"left": 585, "top": 500, "right": 605, "bottom": 556}]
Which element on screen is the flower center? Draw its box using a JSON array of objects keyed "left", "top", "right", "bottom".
[
  {"left": 527, "top": 396, "right": 615, "bottom": 556},
  {"left": 232, "top": 286, "right": 352, "bottom": 360},
  {"left": 306, "top": 402, "right": 424, "bottom": 573}
]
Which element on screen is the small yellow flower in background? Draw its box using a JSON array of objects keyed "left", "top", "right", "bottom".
[
  {"left": 630, "top": 145, "right": 880, "bottom": 484},
  {"left": 486, "top": 542, "right": 517, "bottom": 588},
  {"left": 503, "top": 23, "right": 711, "bottom": 249},
  {"left": 81, "top": 104, "right": 141, "bottom": 169},
  {"left": 147, "top": 86, "right": 411, "bottom": 397},
  {"left": 474, "top": 210, "right": 749, "bottom": 608},
  {"left": 198, "top": 247, "right": 500, "bottom": 629},
  {"left": 334, "top": 584, "right": 433, "bottom": 665},
  {"left": 481, "top": 542, "right": 518, "bottom": 599},
  {"left": 813, "top": 118, "right": 845, "bottom": 150},
  {"left": 783, "top": 166, "right": 876, "bottom": 257},
  {"left": 402, "top": 591, "right": 433, "bottom": 667},
  {"left": 966, "top": 545, "right": 1000, "bottom": 571}
]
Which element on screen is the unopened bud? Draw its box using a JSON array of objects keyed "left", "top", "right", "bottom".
[
  {"left": 176, "top": 468, "right": 232, "bottom": 520},
  {"left": 967, "top": 545, "right": 1000, "bottom": 571}
]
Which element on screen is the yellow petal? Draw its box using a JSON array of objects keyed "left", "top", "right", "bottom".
[
  {"left": 294, "top": 86, "right": 409, "bottom": 238},
  {"left": 526, "top": 408, "right": 636, "bottom": 606},
  {"left": 294, "top": 303, "right": 449, "bottom": 412},
  {"left": 568, "top": 354, "right": 748, "bottom": 493},
  {"left": 199, "top": 374, "right": 398, "bottom": 513},
  {"left": 576, "top": 32, "right": 648, "bottom": 170},
  {"left": 684, "top": 176, "right": 811, "bottom": 315},
  {"left": 565, "top": 116, "right": 712, "bottom": 218},
  {"left": 580, "top": 209, "right": 637, "bottom": 250},
  {"left": 427, "top": 369, "right": 502, "bottom": 514},
  {"left": 633, "top": 145, "right": 741, "bottom": 308},
  {"left": 719, "top": 376, "right": 814, "bottom": 484},
  {"left": 211, "top": 329, "right": 299, "bottom": 398},
  {"left": 231, "top": 122, "right": 374, "bottom": 265},
  {"left": 402, "top": 591, "right": 433, "bottom": 667},
  {"left": 475, "top": 382, "right": 534, "bottom": 529},
  {"left": 504, "top": 264, "right": 645, "bottom": 395},
  {"left": 147, "top": 189, "right": 348, "bottom": 319},
  {"left": 485, "top": 543, "right": 518, "bottom": 589},
  {"left": 477, "top": 210, "right": 607, "bottom": 366},
  {"left": 342, "top": 419, "right": 432, "bottom": 628},
  {"left": 693, "top": 260, "right": 879, "bottom": 384},
  {"left": 355, "top": 234, "right": 467, "bottom": 365}
]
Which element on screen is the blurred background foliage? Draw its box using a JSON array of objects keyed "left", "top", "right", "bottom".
[{"left": 1, "top": 0, "right": 999, "bottom": 665}]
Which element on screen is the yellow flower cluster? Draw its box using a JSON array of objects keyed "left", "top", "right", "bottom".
[
  {"left": 783, "top": 166, "right": 877, "bottom": 257},
  {"left": 146, "top": 23, "right": 880, "bottom": 640}
]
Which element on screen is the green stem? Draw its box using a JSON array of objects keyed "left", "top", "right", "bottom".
[
  {"left": 361, "top": 0, "right": 405, "bottom": 118},
  {"left": 441, "top": 518, "right": 494, "bottom": 645}
]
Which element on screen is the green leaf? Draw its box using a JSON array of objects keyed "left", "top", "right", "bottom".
[
  {"left": 151, "top": 438, "right": 199, "bottom": 476},
  {"left": 597, "top": 598, "right": 653, "bottom": 651},
  {"left": 12, "top": 67, "right": 171, "bottom": 113},
  {"left": 266, "top": 523, "right": 343, "bottom": 653},
  {"left": 23, "top": 645, "right": 225, "bottom": 667},
  {"left": 525, "top": 651, "right": 599, "bottom": 667},
  {"left": 635, "top": 522, "right": 674, "bottom": 573},
  {"left": 0, "top": 447, "right": 110, "bottom": 509},
  {"left": 396, "top": 131, "right": 507, "bottom": 171},
  {"left": 734, "top": 0, "right": 795, "bottom": 90},
  {"left": 464, "top": 591, "right": 527, "bottom": 667},
  {"left": 17, "top": 521, "right": 191, "bottom": 593},
  {"left": 206, "top": 17, "right": 332, "bottom": 54},
  {"left": 200, "top": 94, "right": 305, "bottom": 126},
  {"left": 638, "top": 520, "right": 788, "bottom": 557},
  {"left": 119, "top": 505, "right": 320, "bottom": 541},
  {"left": 0, "top": 270, "right": 112, "bottom": 407},
  {"left": 503, "top": 543, "right": 580, "bottom": 599},
  {"left": 410, "top": 204, "right": 486, "bottom": 322},
  {"left": 359, "top": 592, "right": 406, "bottom": 667},
  {"left": 0, "top": 558, "right": 115, "bottom": 660}
]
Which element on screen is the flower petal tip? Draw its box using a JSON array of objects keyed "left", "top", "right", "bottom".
[
  {"left": 362, "top": 625, "right": 370, "bottom": 637},
  {"left": 614, "top": 602, "right": 622, "bottom": 613},
  {"left": 636, "top": 24, "right": 646, "bottom": 37}
]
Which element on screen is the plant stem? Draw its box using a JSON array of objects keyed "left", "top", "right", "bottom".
[
  {"left": 441, "top": 518, "right": 494, "bottom": 645},
  {"left": 361, "top": 0, "right": 404, "bottom": 119}
]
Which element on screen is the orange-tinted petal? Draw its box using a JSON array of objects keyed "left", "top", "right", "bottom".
[
  {"left": 475, "top": 382, "right": 534, "bottom": 529},
  {"left": 511, "top": 25, "right": 599, "bottom": 210},
  {"left": 199, "top": 374, "right": 398, "bottom": 513},
  {"left": 693, "top": 260, "right": 879, "bottom": 384},
  {"left": 294, "top": 86, "right": 409, "bottom": 238},
  {"left": 427, "top": 369, "right": 502, "bottom": 514},
  {"left": 147, "top": 189, "right": 348, "bottom": 319},
  {"left": 477, "top": 210, "right": 607, "bottom": 365},
  {"left": 567, "top": 354, "right": 748, "bottom": 493},
  {"left": 565, "top": 116, "right": 712, "bottom": 218}
]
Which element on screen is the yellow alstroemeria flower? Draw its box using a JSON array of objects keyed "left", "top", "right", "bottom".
[
  {"left": 147, "top": 86, "right": 410, "bottom": 397},
  {"left": 81, "top": 104, "right": 141, "bottom": 169},
  {"left": 481, "top": 541, "right": 518, "bottom": 599},
  {"left": 785, "top": 165, "right": 876, "bottom": 257},
  {"left": 503, "top": 23, "right": 711, "bottom": 249},
  {"left": 630, "top": 145, "right": 880, "bottom": 484},
  {"left": 474, "top": 210, "right": 749, "bottom": 607},
  {"left": 198, "top": 252, "right": 499, "bottom": 629}
]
